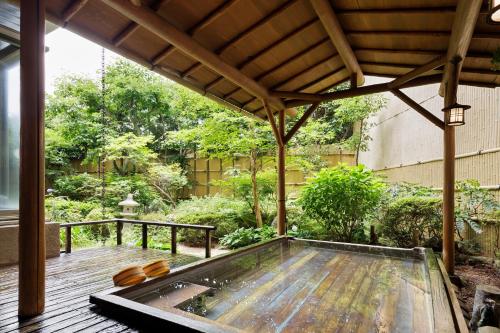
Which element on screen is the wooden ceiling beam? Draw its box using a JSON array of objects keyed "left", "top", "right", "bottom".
[
  {"left": 240, "top": 53, "right": 341, "bottom": 109},
  {"left": 360, "top": 61, "right": 498, "bottom": 77},
  {"left": 112, "top": 0, "right": 169, "bottom": 47},
  {"left": 263, "top": 101, "right": 284, "bottom": 147},
  {"left": 61, "top": 0, "right": 88, "bottom": 26},
  {"left": 278, "top": 74, "right": 443, "bottom": 107},
  {"left": 220, "top": 37, "right": 330, "bottom": 100},
  {"left": 204, "top": 17, "right": 319, "bottom": 90},
  {"left": 354, "top": 48, "right": 493, "bottom": 60},
  {"left": 102, "top": 0, "right": 286, "bottom": 111},
  {"left": 310, "top": 0, "right": 364, "bottom": 86},
  {"left": 439, "top": 0, "right": 482, "bottom": 96},
  {"left": 391, "top": 89, "right": 445, "bottom": 130},
  {"left": 0, "top": 44, "right": 19, "bottom": 61},
  {"left": 181, "top": 0, "right": 301, "bottom": 79},
  {"left": 152, "top": 0, "right": 240, "bottom": 66},
  {"left": 283, "top": 103, "right": 319, "bottom": 144},
  {"left": 387, "top": 55, "right": 447, "bottom": 89}
]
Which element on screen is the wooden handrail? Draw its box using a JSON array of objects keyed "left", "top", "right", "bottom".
[{"left": 60, "top": 218, "right": 216, "bottom": 258}]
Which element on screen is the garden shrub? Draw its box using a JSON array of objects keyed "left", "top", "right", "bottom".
[
  {"left": 172, "top": 195, "right": 254, "bottom": 244},
  {"left": 299, "top": 164, "right": 385, "bottom": 242},
  {"left": 220, "top": 226, "right": 276, "bottom": 249},
  {"left": 286, "top": 199, "right": 327, "bottom": 240},
  {"left": 53, "top": 173, "right": 100, "bottom": 201},
  {"left": 104, "top": 173, "right": 162, "bottom": 212},
  {"left": 380, "top": 196, "right": 442, "bottom": 248}
]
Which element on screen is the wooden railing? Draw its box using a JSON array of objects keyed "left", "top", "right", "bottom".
[{"left": 59, "top": 218, "right": 216, "bottom": 258}]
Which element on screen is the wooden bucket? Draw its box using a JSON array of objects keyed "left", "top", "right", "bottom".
[
  {"left": 113, "top": 265, "right": 147, "bottom": 286},
  {"left": 143, "top": 259, "right": 170, "bottom": 278}
]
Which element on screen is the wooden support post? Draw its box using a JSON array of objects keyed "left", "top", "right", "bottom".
[
  {"left": 18, "top": 0, "right": 46, "bottom": 317},
  {"left": 277, "top": 109, "right": 286, "bottom": 236},
  {"left": 116, "top": 221, "right": 123, "bottom": 246},
  {"left": 442, "top": 58, "right": 459, "bottom": 275},
  {"left": 65, "top": 226, "right": 72, "bottom": 254},
  {"left": 205, "top": 229, "right": 212, "bottom": 258},
  {"left": 171, "top": 226, "right": 177, "bottom": 254},
  {"left": 142, "top": 224, "right": 148, "bottom": 249}
]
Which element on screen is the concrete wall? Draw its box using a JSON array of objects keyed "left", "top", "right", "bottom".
[
  {"left": 359, "top": 79, "right": 499, "bottom": 192},
  {"left": 0, "top": 222, "right": 60, "bottom": 266}
]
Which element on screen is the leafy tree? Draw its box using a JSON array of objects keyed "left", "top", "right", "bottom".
[
  {"left": 146, "top": 163, "right": 188, "bottom": 207},
  {"left": 300, "top": 163, "right": 386, "bottom": 242},
  {"left": 166, "top": 112, "right": 275, "bottom": 227},
  {"left": 85, "top": 133, "right": 157, "bottom": 176}
]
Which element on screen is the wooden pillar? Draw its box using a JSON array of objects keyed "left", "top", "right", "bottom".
[
  {"left": 18, "top": 0, "right": 46, "bottom": 317},
  {"left": 277, "top": 109, "right": 286, "bottom": 235},
  {"left": 442, "top": 58, "right": 459, "bottom": 275}
]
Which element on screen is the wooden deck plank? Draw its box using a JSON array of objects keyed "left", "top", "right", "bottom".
[{"left": 0, "top": 246, "right": 199, "bottom": 332}]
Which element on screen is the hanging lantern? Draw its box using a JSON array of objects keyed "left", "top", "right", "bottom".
[
  {"left": 488, "top": 0, "right": 500, "bottom": 24},
  {"left": 442, "top": 103, "right": 470, "bottom": 126},
  {"left": 118, "top": 193, "right": 140, "bottom": 218}
]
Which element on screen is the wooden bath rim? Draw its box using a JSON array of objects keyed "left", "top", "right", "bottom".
[{"left": 90, "top": 237, "right": 467, "bottom": 332}]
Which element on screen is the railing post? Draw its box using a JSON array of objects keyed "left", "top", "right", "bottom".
[
  {"left": 65, "top": 226, "right": 72, "bottom": 254},
  {"left": 142, "top": 224, "right": 148, "bottom": 249},
  {"left": 205, "top": 229, "right": 212, "bottom": 258},
  {"left": 116, "top": 220, "right": 123, "bottom": 246},
  {"left": 171, "top": 226, "right": 177, "bottom": 254}
]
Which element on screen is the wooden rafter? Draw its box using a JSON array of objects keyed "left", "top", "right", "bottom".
[
  {"left": 61, "top": 0, "right": 88, "bottom": 26},
  {"left": 391, "top": 89, "right": 445, "bottom": 129},
  {"left": 112, "top": 0, "right": 169, "bottom": 47},
  {"left": 387, "top": 55, "right": 447, "bottom": 89},
  {"left": 220, "top": 37, "right": 331, "bottom": 99},
  {"left": 203, "top": 17, "right": 319, "bottom": 89},
  {"left": 263, "top": 101, "right": 284, "bottom": 147},
  {"left": 0, "top": 44, "right": 19, "bottom": 61},
  {"left": 151, "top": 0, "right": 240, "bottom": 67},
  {"left": 439, "top": 0, "right": 482, "bottom": 96},
  {"left": 360, "top": 61, "right": 498, "bottom": 77},
  {"left": 283, "top": 103, "right": 319, "bottom": 144},
  {"left": 102, "top": 0, "right": 285, "bottom": 111},
  {"left": 241, "top": 54, "right": 342, "bottom": 109},
  {"left": 278, "top": 74, "right": 443, "bottom": 108},
  {"left": 181, "top": 0, "right": 301, "bottom": 78},
  {"left": 310, "top": 0, "right": 364, "bottom": 86}
]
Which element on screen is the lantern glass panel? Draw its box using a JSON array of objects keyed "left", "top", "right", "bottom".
[
  {"left": 448, "top": 107, "right": 465, "bottom": 126},
  {"left": 490, "top": 0, "right": 500, "bottom": 23}
]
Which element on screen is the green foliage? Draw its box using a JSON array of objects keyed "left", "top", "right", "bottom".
[
  {"left": 379, "top": 196, "right": 443, "bottom": 248},
  {"left": 492, "top": 47, "right": 500, "bottom": 71},
  {"left": 53, "top": 173, "right": 101, "bottom": 201},
  {"left": 220, "top": 226, "right": 276, "bottom": 249},
  {"left": 300, "top": 164, "right": 385, "bottom": 242},
  {"left": 45, "top": 197, "right": 102, "bottom": 223},
  {"left": 147, "top": 163, "right": 188, "bottom": 207},
  {"left": 172, "top": 195, "right": 254, "bottom": 244},
  {"left": 103, "top": 173, "right": 163, "bottom": 213},
  {"left": 213, "top": 169, "right": 276, "bottom": 221},
  {"left": 286, "top": 199, "right": 327, "bottom": 240},
  {"left": 455, "top": 179, "right": 500, "bottom": 237}
]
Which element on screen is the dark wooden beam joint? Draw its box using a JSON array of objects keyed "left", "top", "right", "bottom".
[
  {"left": 283, "top": 103, "right": 320, "bottom": 144},
  {"left": 390, "top": 89, "right": 445, "bottom": 130}
]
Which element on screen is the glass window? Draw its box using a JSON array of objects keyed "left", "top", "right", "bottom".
[{"left": 0, "top": 41, "right": 20, "bottom": 215}]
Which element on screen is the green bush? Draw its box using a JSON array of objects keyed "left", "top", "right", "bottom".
[
  {"left": 380, "top": 196, "right": 442, "bottom": 248},
  {"left": 53, "top": 173, "right": 101, "bottom": 201},
  {"left": 45, "top": 197, "right": 101, "bottom": 222},
  {"left": 172, "top": 195, "right": 254, "bottom": 244},
  {"left": 299, "top": 164, "right": 385, "bottom": 242},
  {"left": 220, "top": 226, "right": 276, "bottom": 249},
  {"left": 286, "top": 200, "right": 327, "bottom": 239}
]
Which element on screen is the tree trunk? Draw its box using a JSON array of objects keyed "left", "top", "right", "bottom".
[
  {"left": 250, "top": 149, "right": 263, "bottom": 228},
  {"left": 355, "top": 118, "right": 364, "bottom": 166}
]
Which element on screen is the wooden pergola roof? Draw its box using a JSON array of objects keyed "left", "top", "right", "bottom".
[{"left": 43, "top": 0, "right": 500, "bottom": 120}]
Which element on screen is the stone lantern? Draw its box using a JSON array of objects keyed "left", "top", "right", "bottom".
[{"left": 118, "top": 193, "right": 139, "bottom": 218}]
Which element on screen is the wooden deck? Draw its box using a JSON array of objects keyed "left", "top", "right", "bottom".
[{"left": 0, "top": 246, "right": 200, "bottom": 333}]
